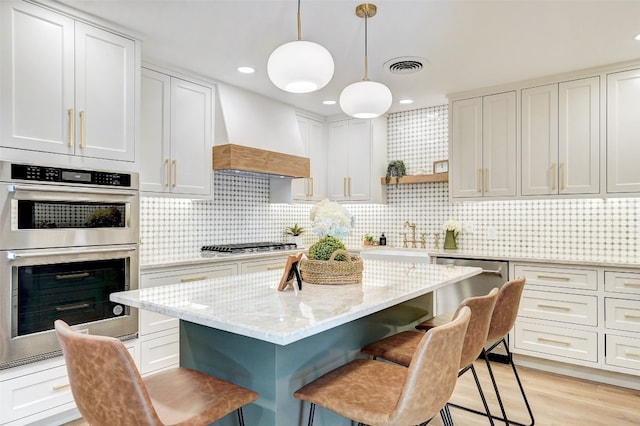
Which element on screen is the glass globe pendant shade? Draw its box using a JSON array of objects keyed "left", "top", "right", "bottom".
[
  {"left": 267, "top": 40, "right": 334, "bottom": 93},
  {"left": 339, "top": 80, "right": 392, "bottom": 118}
]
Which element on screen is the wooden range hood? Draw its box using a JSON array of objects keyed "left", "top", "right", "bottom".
[
  {"left": 212, "top": 144, "right": 310, "bottom": 178},
  {"left": 213, "top": 83, "right": 310, "bottom": 178}
]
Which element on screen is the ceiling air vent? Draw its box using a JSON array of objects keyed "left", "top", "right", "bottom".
[{"left": 384, "top": 56, "right": 427, "bottom": 75}]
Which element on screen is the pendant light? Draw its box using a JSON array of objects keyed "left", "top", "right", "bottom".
[
  {"left": 340, "top": 3, "right": 392, "bottom": 119},
  {"left": 267, "top": 0, "right": 334, "bottom": 93}
]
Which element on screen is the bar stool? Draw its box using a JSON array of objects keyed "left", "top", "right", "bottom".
[
  {"left": 449, "top": 277, "right": 534, "bottom": 426},
  {"left": 294, "top": 306, "right": 472, "bottom": 426},
  {"left": 54, "top": 320, "right": 259, "bottom": 426},
  {"left": 361, "top": 288, "right": 499, "bottom": 426}
]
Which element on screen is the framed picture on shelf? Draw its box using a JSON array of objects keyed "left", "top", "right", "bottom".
[{"left": 433, "top": 160, "right": 448, "bottom": 174}]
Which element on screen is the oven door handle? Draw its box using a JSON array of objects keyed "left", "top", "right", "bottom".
[
  {"left": 7, "top": 246, "right": 136, "bottom": 260},
  {"left": 8, "top": 184, "right": 136, "bottom": 200}
]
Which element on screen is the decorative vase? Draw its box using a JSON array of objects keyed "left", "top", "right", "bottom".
[{"left": 444, "top": 230, "right": 457, "bottom": 249}]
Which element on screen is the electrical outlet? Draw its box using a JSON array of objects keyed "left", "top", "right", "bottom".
[{"left": 486, "top": 226, "right": 498, "bottom": 240}]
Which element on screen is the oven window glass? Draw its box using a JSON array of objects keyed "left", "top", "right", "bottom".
[
  {"left": 15, "top": 258, "right": 128, "bottom": 336},
  {"left": 17, "top": 201, "right": 126, "bottom": 229}
]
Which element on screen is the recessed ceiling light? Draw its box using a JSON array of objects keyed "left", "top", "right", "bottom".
[
  {"left": 237, "top": 66, "right": 255, "bottom": 74},
  {"left": 399, "top": 99, "right": 414, "bottom": 105},
  {"left": 635, "top": 33, "right": 640, "bottom": 41},
  {"left": 323, "top": 100, "right": 336, "bottom": 105}
]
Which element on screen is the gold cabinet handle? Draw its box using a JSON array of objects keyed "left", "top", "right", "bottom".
[
  {"left": 537, "top": 274, "right": 571, "bottom": 281},
  {"left": 477, "top": 169, "right": 482, "bottom": 192},
  {"left": 53, "top": 383, "right": 71, "bottom": 391},
  {"left": 537, "top": 303, "right": 571, "bottom": 311},
  {"left": 165, "top": 159, "right": 170, "bottom": 187},
  {"left": 623, "top": 281, "right": 640, "bottom": 288},
  {"left": 180, "top": 275, "right": 207, "bottom": 283},
  {"left": 309, "top": 177, "right": 314, "bottom": 197},
  {"left": 551, "top": 163, "right": 557, "bottom": 191},
  {"left": 626, "top": 351, "right": 640, "bottom": 358},
  {"left": 559, "top": 162, "right": 565, "bottom": 191},
  {"left": 67, "top": 108, "right": 74, "bottom": 147},
  {"left": 624, "top": 313, "right": 640, "bottom": 319},
  {"left": 79, "top": 111, "right": 85, "bottom": 148},
  {"left": 267, "top": 265, "right": 286, "bottom": 270},
  {"left": 172, "top": 160, "right": 177, "bottom": 187},
  {"left": 537, "top": 337, "right": 571, "bottom": 346},
  {"left": 343, "top": 177, "right": 347, "bottom": 198},
  {"left": 484, "top": 168, "right": 489, "bottom": 193}
]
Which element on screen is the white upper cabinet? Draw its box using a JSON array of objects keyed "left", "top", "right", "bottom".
[
  {"left": 522, "top": 77, "right": 599, "bottom": 196},
  {"left": 1, "top": 1, "right": 135, "bottom": 162},
  {"left": 140, "top": 68, "right": 212, "bottom": 196},
  {"left": 450, "top": 91, "right": 516, "bottom": 199},
  {"left": 327, "top": 117, "right": 387, "bottom": 203},
  {"left": 291, "top": 116, "right": 327, "bottom": 201},
  {"left": 607, "top": 68, "right": 640, "bottom": 193}
]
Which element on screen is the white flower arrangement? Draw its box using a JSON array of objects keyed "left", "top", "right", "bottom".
[
  {"left": 443, "top": 220, "right": 462, "bottom": 236},
  {"left": 310, "top": 199, "right": 354, "bottom": 240}
]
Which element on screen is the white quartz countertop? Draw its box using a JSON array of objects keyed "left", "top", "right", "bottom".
[{"left": 112, "top": 260, "right": 481, "bottom": 346}]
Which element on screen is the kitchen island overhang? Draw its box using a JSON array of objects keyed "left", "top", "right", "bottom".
[{"left": 111, "top": 259, "right": 481, "bottom": 425}]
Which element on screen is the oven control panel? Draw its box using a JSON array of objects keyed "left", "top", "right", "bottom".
[{"left": 11, "top": 163, "right": 132, "bottom": 187}]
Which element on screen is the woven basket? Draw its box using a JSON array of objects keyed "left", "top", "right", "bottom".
[{"left": 300, "top": 249, "right": 363, "bottom": 285}]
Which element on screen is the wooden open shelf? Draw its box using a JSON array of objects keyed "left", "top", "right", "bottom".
[{"left": 380, "top": 172, "right": 448, "bottom": 185}]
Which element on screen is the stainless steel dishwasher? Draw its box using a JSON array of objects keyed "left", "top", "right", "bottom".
[{"left": 434, "top": 257, "right": 510, "bottom": 360}]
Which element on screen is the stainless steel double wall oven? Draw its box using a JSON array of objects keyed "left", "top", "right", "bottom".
[{"left": 0, "top": 162, "right": 139, "bottom": 368}]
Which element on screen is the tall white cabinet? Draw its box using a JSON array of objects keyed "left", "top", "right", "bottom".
[
  {"left": 606, "top": 68, "right": 640, "bottom": 193},
  {"left": 291, "top": 116, "right": 327, "bottom": 201},
  {"left": 327, "top": 117, "right": 387, "bottom": 203},
  {"left": 450, "top": 91, "right": 516, "bottom": 198},
  {"left": 140, "top": 67, "right": 213, "bottom": 196},
  {"left": 521, "top": 77, "right": 600, "bottom": 196},
  {"left": 0, "top": 1, "right": 136, "bottom": 162}
]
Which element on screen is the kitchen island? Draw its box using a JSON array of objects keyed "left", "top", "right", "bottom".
[{"left": 111, "top": 258, "right": 481, "bottom": 426}]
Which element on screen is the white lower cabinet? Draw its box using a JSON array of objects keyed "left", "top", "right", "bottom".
[
  {"left": 0, "top": 341, "right": 137, "bottom": 425},
  {"left": 240, "top": 257, "right": 289, "bottom": 274},
  {"left": 512, "top": 263, "right": 640, "bottom": 376},
  {"left": 139, "top": 262, "right": 238, "bottom": 375}
]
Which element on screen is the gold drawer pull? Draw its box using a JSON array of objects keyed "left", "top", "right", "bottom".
[
  {"left": 67, "top": 108, "right": 74, "bottom": 147},
  {"left": 625, "top": 352, "right": 640, "bottom": 358},
  {"left": 79, "top": 110, "right": 85, "bottom": 148},
  {"left": 267, "top": 265, "right": 286, "bottom": 271},
  {"left": 624, "top": 313, "right": 640, "bottom": 320},
  {"left": 53, "top": 383, "right": 71, "bottom": 391},
  {"left": 537, "top": 274, "right": 571, "bottom": 281},
  {"left": 623, "top": 281, "right": 640, "bottom": 288},
  {"left": 537, "top": 337, "right": 571, "bottom": 346},
  {"left": 537, "top": 303, "right": 571, "bottom": 311},
  {"left": 180, "top": 276, "right": 207, "bottom": 283}
]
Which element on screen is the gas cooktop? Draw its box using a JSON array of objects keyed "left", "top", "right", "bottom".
[{"left": 201, "top": 242, "right": 297, "bottom": 255}]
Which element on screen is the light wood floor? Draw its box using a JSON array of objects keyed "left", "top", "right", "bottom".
[
  {"left": 65, "top": 360, "right": 640, "bottom": 425},
  {"left": 429, "top": 359, "right": 640, "bottom": 426}
]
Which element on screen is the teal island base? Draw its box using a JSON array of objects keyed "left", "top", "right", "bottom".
[{"left": 179, "top": 293, "right": 432, "bottom": 426}]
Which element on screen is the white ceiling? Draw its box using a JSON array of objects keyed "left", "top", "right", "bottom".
[{"left": 56, "top": 0, "right": 640, "bottom": 117}]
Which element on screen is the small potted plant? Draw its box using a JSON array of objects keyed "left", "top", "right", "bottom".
[
  {"left": 285, "top": 224, "right": 305, "bottom": 247},
  {"left": 363, "top": 234, "right": 375, "bottom": 246},
  {"left": 385, "top": 160, "right": 407, "bottom": 187}
]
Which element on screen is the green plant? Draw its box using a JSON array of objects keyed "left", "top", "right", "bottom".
[
  {"left": 285, "top": 224, "right": 305, "bottom": 236},
  {"left": 363, "top": 234, "right": 375, "bottom": 243},
  {"left": 385, "top": 160, "right": 407, "bottom": 187},
  {"left": 308, "top": 236, "right": 347, "bottom": 261}
]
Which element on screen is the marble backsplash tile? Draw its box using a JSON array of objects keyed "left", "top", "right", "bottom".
[{"left": 140, "top": 105, "right": 640, "bottom": 263}]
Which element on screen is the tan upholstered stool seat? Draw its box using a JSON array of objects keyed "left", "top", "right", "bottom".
[
  {"left": 55, "top": 320, "right": 258, "bottom": 426},
  {"left": 294, "top": 307, "right": 472, "bottom": 426}
]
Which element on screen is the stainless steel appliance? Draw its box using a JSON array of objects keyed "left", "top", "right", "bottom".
[
  {"left": 201, "top": 242, "right": 297, "bottom": 256},
  {"left": 0, "top": 162, "right": 139, "bottom": 369},
  {"left": 434, "top": 257, "right": 509, "bottom": 360}
]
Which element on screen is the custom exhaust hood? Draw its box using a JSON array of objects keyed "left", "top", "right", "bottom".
[{"left": 213, "top": 83, "right": 310, "bottom": 178}]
